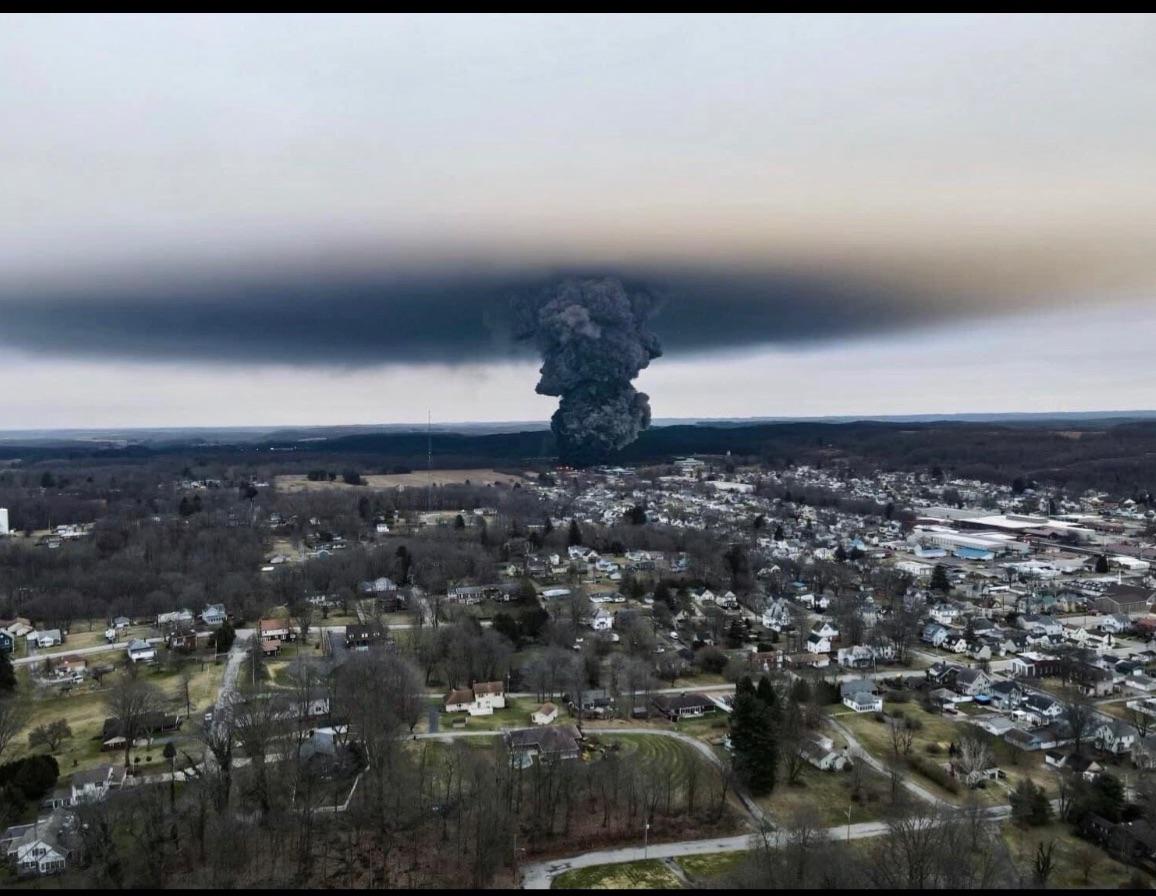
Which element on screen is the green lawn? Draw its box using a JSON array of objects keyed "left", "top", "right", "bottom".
[
  {"left": 10, "top": 655, "right": 226, "bottom": 780},
  {"left": 553, "top": 859, "right": 683, "bottom": 890},
  {"left": 433, "top": 697, "right": 540, "bottom": 732},
  {"left": 758, "top": 756, "right": 891, "bottom": 826},
  {"left": 675, "top": 851, "right": 746, "bottom": 880}
]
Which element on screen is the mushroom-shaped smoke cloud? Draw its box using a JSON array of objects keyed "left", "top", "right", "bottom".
[{"left": 516, "top": 277, "right": 662, "bottom": 465}]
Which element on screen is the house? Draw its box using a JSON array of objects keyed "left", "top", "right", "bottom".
[
  {"left": 652, "top": 692, "right": 716, "bottom": 720},
  {"left": 68, "top": 765, "right": 126, "bottom": 805},
  {"left": 52, "top": 656, "right": 87, "bottom": 681},
  {"left": 573, "top": 688, "right": 615, "bottom": 717},
  {"left": 1094, "top": 719, "right": 1137, "bottom": 756},
  {"left": 1008, "top": 651, "right": 1063, "bottom": 679},
  {"left": 989, "top": 680, "right": 1024, "bottom": 711},
  {"left": 200, "top": 604, "right": 227, "bottom": 626},
  {"left": 258, "top": 618, "right": 292, "bottom": 641},
  {"left": 953, "top": 667, "right": 992, "bottom": 697},
  {"left": 929, "top": 603, "right": 960, "bottom": 626},
  {"left": 591, "top": 608, "right": 613, "bottom": 632},
  {"left": 125, "top": 639, "right": 156, "bottom": 664},
  {"left": 841, "top": 678, "right": 883, "bottom": 713},
  {"left": 156, "top": 609, "right": 193, "bottom": 628},
  {"left": 1096, "top": 584, "right": 1153, "bottom": 615},
  {"left": 28, "top": 629, "right": 62, "bottom": 649},
  {"left": 843, "top": 689, "right": 883, "bottom": 713},
  {"left": 4, "top": 812, "right": 71, "bottom": 876},
  {"left": 100, "top": 712, "right": 182, "bottom": 750},
  {"left": 359, "top": 576, "right": 398, "bottom": 595},
  {"left": 1004, "top": 724, "right": 1068, "bottom": 752},
  {"left": 445, "top": 688, "right": 476, "bottom": 714},
  {"left": 1098, "top": 613, "right": 1133, "bottom": 635},
  {"left": 1067, "top": 753, "right": 1106, "bottom": 781},
  {"left": 0, "top": 631, "right": 11, "bottom": 654},
  {"left": 1020, "top": 614, "right": 1065, "bottom": 637},
  {"left": 445, "top": 681, "right": 506, "bottom": 716},
  {"left": 1021, "top": 693, "right": 1064, "bottom": 725},
  {"left": 504, "top": 725, "right": 581, "bottom": 763},
  {"left": 921, "top": 623, "right": 949, "bottom": 648},
  {"left": 110, "top": 616, "right": 131, "bottom": 631},
  {"left": 344, "top": 622, "right": 389, "bottom": 651},
  {"left": 805, "top": 631, "right": 833, "bottom": 654},
  {"left": 761, "top": 598, "right": 792, "bottom": 631},
  {"left": 813, "top": 620, "right": 839, "bottom": 640},
  {"left": 532, "top": 703, "right": 558, "bottom": 726},
  {"left": 799, "top": 732, "right": 849, "bottom": 771},
  {"left": 260, "top": 639, "right": 282, "bottom": 657},
  {"left": 785, "top": 652, "right": 830, "bottom": 670},
  {"left": 836, "top": 645, "right": 878, "bottom": 670}
]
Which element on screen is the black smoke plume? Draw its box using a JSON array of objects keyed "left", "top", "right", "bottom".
[{"left": 515, "top": 277, "right": 662, "bottom": 465}]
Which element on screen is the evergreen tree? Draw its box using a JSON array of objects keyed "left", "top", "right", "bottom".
[
  {"left": 930, "top": 564, "right": 951, "bottom": 592},
  {"left": 1095, "top": 554, "right": 1110, "bottom": 574},
  {"left": 729, "top": 676, "right": 779, "bottom": 796},
  {"left": 0, "top": 651, "right": 15, "bottom": 694},
  {"left": 568, "top": 518, "right": 583, "bottom": 547}
]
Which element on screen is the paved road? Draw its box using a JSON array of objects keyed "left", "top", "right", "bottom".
[
  {"left": 211, "top": 632, "right": 252, "bottom": 740},
  {"left": 13, "top": 637, "right": 164, "bottom": 666},
  {"left": 519, "top": 819, "right": 888, "bottom": 889},
  {"left": 519, "top": 802, "right": 1019, "bottom": 888}
]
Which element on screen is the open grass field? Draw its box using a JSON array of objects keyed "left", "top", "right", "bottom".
[
  {"left": 758, "top": 756, "right": 891, "bottom": 827},
  {"left": 276, "top": 468, "right": 528, "bottom": 493},
  {"left": 675, "top": 851, "right": 746, "bottom": 881},
  {"left": 9, "top": 656, "right": 227, "bottom": 781},
  {"left": 1000, "top": 821, "right": 1152, "bottom": 888},
  {"left": 552, "top": 859, "right": 683, "bottom": 889},
  {"left": 836, "top": 701, "right": 1053, "bottom": 806},
  {"left": 432, "top": 697, "right": 541, "bottom": 733},
  {"left": 588, "top": 732, "right": 722, "bottom": 787}
]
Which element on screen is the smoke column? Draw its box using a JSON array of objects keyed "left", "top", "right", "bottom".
[{"left": 516, "top": 277, "right": 662, "bottom": 465}]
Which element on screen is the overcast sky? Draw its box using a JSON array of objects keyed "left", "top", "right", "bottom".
[{"left": 3, "top": 13, "right": 1156, "bottom": 428}]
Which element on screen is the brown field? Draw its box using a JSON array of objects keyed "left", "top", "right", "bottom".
[{"left": 275, "top": 468, "right": 528, "bottom": 492}]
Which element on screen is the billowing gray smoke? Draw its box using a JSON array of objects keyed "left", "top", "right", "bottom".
[{"left": 515, "top": 277, "right": 662, "bottom": 465}]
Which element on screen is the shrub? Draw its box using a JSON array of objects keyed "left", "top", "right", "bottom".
[
  {"left": 0, "top": 754, "right": 60, "bottom": 803},
  {"left": 907, "top": 755, "right": 958, "bottom": 794}
]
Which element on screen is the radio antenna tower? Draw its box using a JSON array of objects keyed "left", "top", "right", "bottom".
[{"left": 427, "top": 410, "right": 433, "bottom": 513}]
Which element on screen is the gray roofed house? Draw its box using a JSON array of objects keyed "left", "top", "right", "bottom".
[{"left": 504, "top": 725, "right": 581, "bottom": 762}]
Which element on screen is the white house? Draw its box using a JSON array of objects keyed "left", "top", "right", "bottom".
[
  {"left": 591, "top": 609, "right": 614, "bottom": 632},
  {"left": 4, "top": 813, "right": 70, "bottom": 876},
  {"left": 799, "top": 733, "right": 849, "bottom": 770},
  {"left": 531, "top": 703, "right": 558, "bottom": 726},
  {"left": 1098, "top": 613, "right": 1132, "bottom": 635},
  {"left": 805, "top": 631, "right": 833, "bottom": 654},
  {"left": 843, "top": 690, "right": 883, "bottom": 713},
  {"left": 1094, "top": 719, "right": 1137, "bottom": 756},
  {"left": 445, "top": 681, "right": 507, "bottom": 717},
  {"left": 761, "top": 599, "right": 792, "bottom": 631},
  {"left": 69, "top": 765, "right": 126, "bottom": 805},
  {"left": 125, "top": 639, "right": 156, "bottom": 664},
  {"left": 28, "top": 629, "right": 62, "bottom": 649}
]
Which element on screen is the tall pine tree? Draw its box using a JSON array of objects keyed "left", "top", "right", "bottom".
[{"left": 729, "top": 675, "right": 779, "bottom": 796}]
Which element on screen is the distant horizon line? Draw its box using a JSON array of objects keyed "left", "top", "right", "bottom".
[{"left": 3, "top": 408, "right": 1156, "bottom": 439}]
